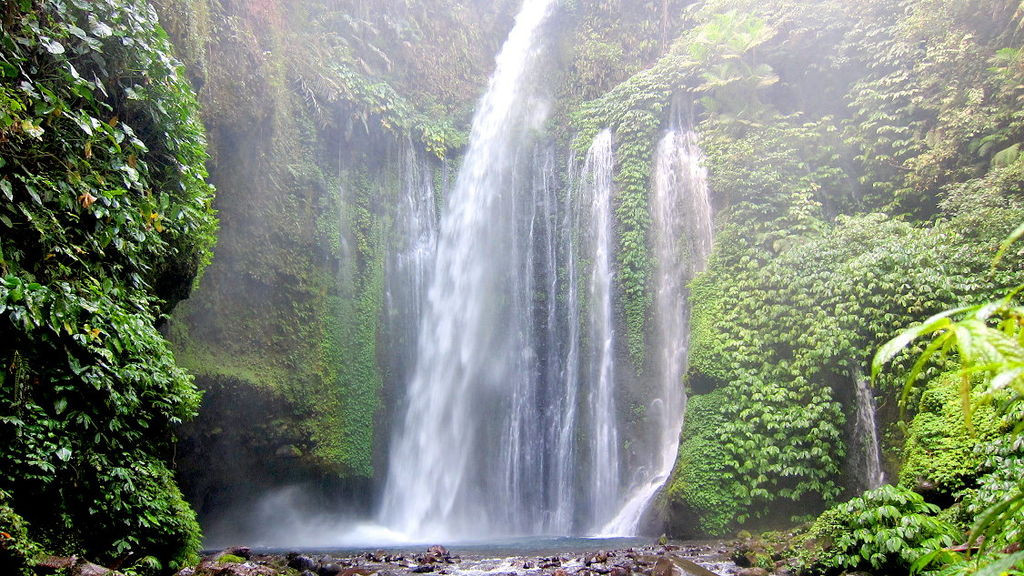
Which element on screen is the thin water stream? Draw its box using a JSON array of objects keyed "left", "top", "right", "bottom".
[{"left": 601, "top": 124, "right": 714, "bottom": 536}]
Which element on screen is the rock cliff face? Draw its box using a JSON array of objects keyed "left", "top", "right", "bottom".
[{"left": 152, "top": 0, "right": 523, "bottom": 526}]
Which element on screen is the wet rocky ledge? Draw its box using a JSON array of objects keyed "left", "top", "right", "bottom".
[
  {"left": 171, "top": 543, "right": 746, "bottom": 576},
  {"left": 37, "top": 541, "right": 786, "bottom": 576}
]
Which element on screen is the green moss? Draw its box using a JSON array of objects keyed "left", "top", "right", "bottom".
[
  {"left": 899, "top": 372, "right": 1003, "bottom": 495},
  {"left": 668, "top": 389, "right": 741, "bottom": 536},
  {"left": 312, "top": 171, "right": 386, "bottom": 477}
]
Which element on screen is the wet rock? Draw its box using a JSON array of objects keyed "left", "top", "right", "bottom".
[
  {"left": 417, "top": 546, "right": 452, "bottom": 565},
  {"left": 736, "top": 569, "right": 769, "bottom": 576},
  {"left": 38, "top": 556, "right": 80, "bottom": 571},
  {"left": 652, "top": 557, "right": 675, "bottom": 576},
  {"left": 213, "top": 547, "right": 253, "bottom": 561},
  {"left": 319, "top": 563, "right": 344, "bottom": 576},
  {"left": 552, "top": 568, "right": 569, "bottom": 576},
  {"left": 174, "top": 569, "right": 197, "bottom": 576},
  {"left": 609, "top": 565, "right": 629, "bottom": 576},
  {"left": 38, "top": 556, "right": 127, "bottom": 576},
  {"left": 427, "top": 546, "right": 449, "bottom": 558},
  {"left": 76, "top": 562, "right": 120, "bottom": 576},
  {"left": 301, "top": 572, "right": 318, "bottom": 576},
  {"left": 288, "top": 556, "right": 317, "bottom": 571},
  {"left": 409, "top": 565, "right": 435, "bottom": 574},
  {"left": 195, "top": 562, "right": 277, "bottom": 576}
]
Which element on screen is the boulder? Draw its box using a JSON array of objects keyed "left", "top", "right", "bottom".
[
  {"left": 652, "top": 557, "right": 675, "bottom": 576},
  {"left": 74, "top": 562, "right": 121, "bottom": 576},
  {"left": 427, "top": 546, "right": 449, "bottom": 558},
  {"left": 36, "top": 556, "right": 125, "bottom": 576},
  {"left": 318, "top": 564, "right": 344, "bottom": 576},
  {"left": 288, "top": 555, "right": 317, "bottom": 571},
  {"left": 194, "top": 561, "right": 277, "bottom": 576},
  {"left": 736, "top": 569, "right": 769, "bottom": 576}
]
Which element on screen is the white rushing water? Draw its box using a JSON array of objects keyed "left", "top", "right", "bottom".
[
  {"left": 383, "top": 140, "right": 441, "bottom": 389},
  {"left": 600, "top": 125, "right": 714, "bottom": 536},
  {"left": 380, "top": 0, "right": 559, "bottom": 540},
  {"left": 853, "top": 374, "right": 886, "bottom": 490},
  {"left": 579, "top": 129, "right": 620, "bottom": 532}
]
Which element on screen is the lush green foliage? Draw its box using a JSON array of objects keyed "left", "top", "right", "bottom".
[
  {"left": 593, "top": 0, "right": 1024, "bottom": 538},
  {"left": 0, "top": 0, "right": 215, "bottom": 567},
  {"left": 873, "top": 264, "right": 1024, "bottom": 574},
  {"left": 900, "top": 373, "right": 1003, "bottom": 496},
  {"left": 0, "top": 491, "right": 43, "bottom": 576},
  {"left": 795, "top": 485, "right": 959, "bottom": 574},
  {"left": 666, "top": 390, "right": 739, "bottom": 535}
]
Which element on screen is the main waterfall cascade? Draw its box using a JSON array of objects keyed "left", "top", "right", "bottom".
[
  {"left": 379, "top": 0, "right": 716, "bottom": 541},
  {"left": 379, "top": 0, "right": 562, "bottom": 539}
]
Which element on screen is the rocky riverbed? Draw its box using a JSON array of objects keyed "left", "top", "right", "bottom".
[{"left": 169, "top": 543, "right": 746, "bottom": 576}]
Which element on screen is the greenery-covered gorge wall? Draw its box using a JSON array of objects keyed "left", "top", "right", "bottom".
[
  {"left": 155, "top": 0, "right": 1024, "bottom": 548},
  {"left": 551, "top": 0, "right": 1024, "bottom": 541},
  {"left": 598, "top": 0, "right": 1024, "bottom": 538},
  {"left": 4, "top": 0, "right": 1022, "bottom": 566}
]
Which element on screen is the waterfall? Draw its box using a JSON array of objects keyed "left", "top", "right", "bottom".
[
  {"left": 600, "top": 125, "right": 714, "bottom": 536},
  {"left": 853, "top": 374, "right": 886, "bottom": 490},
  {"left": 578, "top": 129, "right": 620, "bottom": 531},
  {"left": 379, "top": 0, "right": 559, "bottom": 541},
  {"left": 383, "top": 141, "right": 440, "bottom": 391}
]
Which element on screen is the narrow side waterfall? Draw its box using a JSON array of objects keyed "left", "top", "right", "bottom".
[
  {"left": 853, "top": 374, "right": 886, "bottom": 490},
  {"left": 379, "top": 0, "right": 559, "bottom": 540},
  {"left": 383, "top": 141, "right": 440, "bottom": 391},
  {"left": 600, "top": 126, "right": 714, "bottom": 536},
  {"left": 538, "top": 145, "right": 577, "bottom": 535},
  {"left": 579, "top": 129, "right": 620, "bottom": 531}
]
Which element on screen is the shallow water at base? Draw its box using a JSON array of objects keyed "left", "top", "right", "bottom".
[
  {"left": 245, "top": 535, "right": 649, "bottom": 557},
  {"left": 228, "top": 537, "right": 736, "bottom": 576}
]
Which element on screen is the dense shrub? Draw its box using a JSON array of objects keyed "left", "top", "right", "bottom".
[
  {"left": 0, "top": 0, "right": 214, "bottom": 567},
  {"left": 900, "top": 373, "right": 1003, "bottom": 496},
  {"left": 795, "top": 485, "right": 959, "bottom": 574}
]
